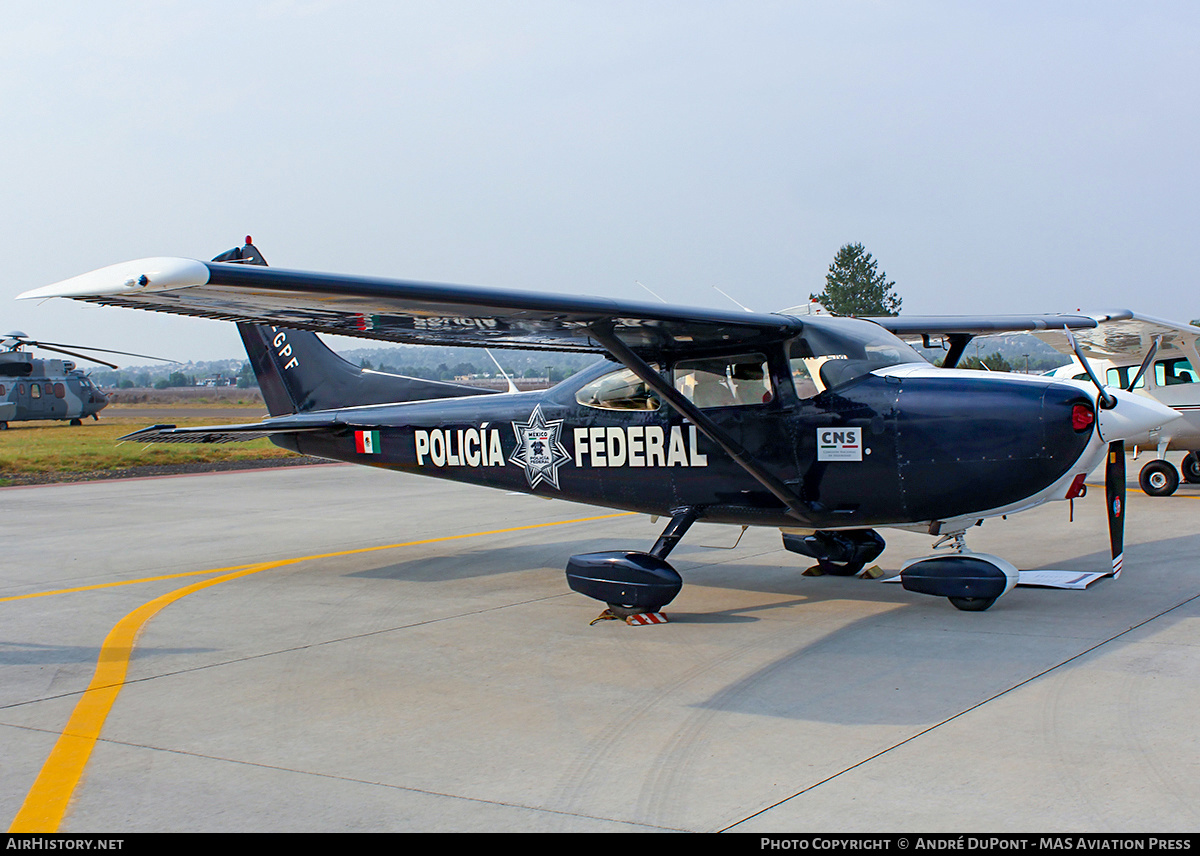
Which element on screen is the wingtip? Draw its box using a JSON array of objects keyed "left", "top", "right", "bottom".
[{"left": 17, "top": 257, "right": 211, "bottom": 300}]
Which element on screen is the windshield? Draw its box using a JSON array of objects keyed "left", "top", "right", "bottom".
[{"left": 788, "top": 317, "right": 927, "bottom": 395}]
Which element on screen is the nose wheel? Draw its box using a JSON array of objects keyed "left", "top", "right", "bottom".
[
  {"left": 947, "top": 596, "right": 997, "bottom": 612},
  {"left": 1139, "top": 459, "right": 1179, "bottom": 497}
]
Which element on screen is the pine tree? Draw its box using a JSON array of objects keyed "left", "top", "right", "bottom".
[{"left": 811, "top": 243, "right": 902, "bottom": 317}]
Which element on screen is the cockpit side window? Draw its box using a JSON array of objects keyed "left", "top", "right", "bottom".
[
  {"left": 1105, "top": 366, "right": 1146, "bottom": 390},
  {"left": 1154, "top": 357, "right": 1197, "bottom": 387},
  {"left": 673, "top": 353, "right": 772, "bottom": 408},
  {"left": 575, "top": 368, "right": 662, "bottom": 411}
]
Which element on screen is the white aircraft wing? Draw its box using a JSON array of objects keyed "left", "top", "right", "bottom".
[{"left": 1030, "top": 312, "right": 1200, "bottom": 360}]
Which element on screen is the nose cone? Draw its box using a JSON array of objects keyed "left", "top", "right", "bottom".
[
  {"left": 88, "top": 387, "right": 108, "bottom": 412},
  {"left": 1097, "top": 389, "right": 1181, "bottom": 443}
]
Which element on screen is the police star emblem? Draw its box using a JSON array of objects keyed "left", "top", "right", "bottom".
[{"left": 509, "top": 404, "right": 571, "bottom": 490}]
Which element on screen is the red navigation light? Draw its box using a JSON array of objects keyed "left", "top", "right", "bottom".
[{"left": 1071, "top": 403, "right": 1095, "bottom": 432}]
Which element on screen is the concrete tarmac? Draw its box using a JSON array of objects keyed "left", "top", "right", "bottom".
[{"left": 2, "top": 464, "right": 1198, "bottom": 833}]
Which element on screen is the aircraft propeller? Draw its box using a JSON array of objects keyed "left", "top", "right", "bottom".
[
  {"left": 1105, "top": 440, "right": 1125, "bottom": 577},
  {"left": 1124, "top": 335, "right": 1160, "bottom": 392},
  {"left": 1064, "top": 328, "right": 1115, "bottom": 409},
  {"left": 1062, "top": 327, "right": 1134, "bottom": 578}
]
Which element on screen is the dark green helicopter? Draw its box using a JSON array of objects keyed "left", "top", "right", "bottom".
[{"left": 0, "top": 332, "right": 168, "bottom": 429}]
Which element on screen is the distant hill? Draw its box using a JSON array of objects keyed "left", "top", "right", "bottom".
[
  {"left": 917, "top": 332, "right": 1071, "bottom": 373},
  {"left": 88, "top": 345, "right": 601, "bottom": 388}
]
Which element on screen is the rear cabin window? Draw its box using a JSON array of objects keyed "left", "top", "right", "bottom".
[
  {"left": 30, "top": 383, "right": 40, "bottom": 399},
  {"left": 54, "top": 383, "right": 65, "bottom": 398},
  {"left": 673, "top": 353, "right": 772, "bottom": 408}
]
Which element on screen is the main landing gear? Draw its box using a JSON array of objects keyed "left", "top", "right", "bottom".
[
  {"left": 1137, "top": 451, "right": 1200, "bottom": 497},
  {"left": 781, "top": 528, "right": 885, "bottom": 576},
  {"left": 565, "top": 516, "right": 1022, "bottom": 619},
  {"left": 1186, "top": 452, "right": 1200, "bottom": 484},
  {"left": 565, "top": 509, "right": 698, "bottom": 621}
]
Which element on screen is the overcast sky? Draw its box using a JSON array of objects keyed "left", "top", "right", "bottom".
[{"left": 3, "top": 1, "right": 1197, "bottom": 363}]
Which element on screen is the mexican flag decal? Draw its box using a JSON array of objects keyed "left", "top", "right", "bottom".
[{"left": 355, "top": 430, "right": 381, "bottom": 455}]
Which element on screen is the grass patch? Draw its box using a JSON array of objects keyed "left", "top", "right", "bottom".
[{"left": 0, "top": 416, "right": 297, "bottom": 475}]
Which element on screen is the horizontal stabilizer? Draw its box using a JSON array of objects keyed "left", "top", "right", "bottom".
[{"left": 120, "top": 415, "right": 339, "bottom": 445}]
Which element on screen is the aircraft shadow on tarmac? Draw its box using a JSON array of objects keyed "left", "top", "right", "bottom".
[
  {"left": 345, "top": 537, "right": 648, "bottom": 583},
  {"left": 679, "top": 532, "right": 1200, "bottom": 726},
  {"left": 0, "top": 640, "right": 210, "bottom": 668}
]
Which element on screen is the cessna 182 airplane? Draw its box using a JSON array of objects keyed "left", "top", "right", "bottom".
[
  {"left": 18, "top": 240, "right": 1180, "bottom": 616},
  {"left": 1034, "top": 313, "right": 1200, "bottom": 497}
]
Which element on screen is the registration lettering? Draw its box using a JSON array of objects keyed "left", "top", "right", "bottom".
[{"left": 268, "top": 326, "right": 300, "bottom": 370}]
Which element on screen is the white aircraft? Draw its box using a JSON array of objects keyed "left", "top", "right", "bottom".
[{"left": 1038, "top": 312, "right": 1200, "bottom": 495}]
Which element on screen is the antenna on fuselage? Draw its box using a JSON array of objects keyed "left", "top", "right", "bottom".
[
  {"left": 712, "top": 285, "right": 754, "bottom": 312},
  {"left": 485, "top": 349, "right": 520, "bottom": 394},
  {"left": 635, "top": 281, "right": 667, "bottom": 303}
]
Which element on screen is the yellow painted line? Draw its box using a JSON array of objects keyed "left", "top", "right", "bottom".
[
  {"left": 7, "top": 560, "right": 284, "bottom": 833},
  {"left": 7, "top": 510, "right": 635, "bottom": 833},
  {"left": 0, "top": 568, "right": 252, "bottom": 603},
  {"left": 1, "top": 512, "right": 638, "bottom": 605}
]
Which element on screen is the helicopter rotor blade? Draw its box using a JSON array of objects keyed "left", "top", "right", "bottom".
[
  {"left": 25, "top": 341, "right": 177, "bottom": 363},
  {"left": 24, "top": 343, "right": 120, "bottom": 369}
]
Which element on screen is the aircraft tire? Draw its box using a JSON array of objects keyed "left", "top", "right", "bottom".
[
  {"left": 1182, "top": 452, "right": 1200, "bottom": 484},
  {"left": 817, "top": 558, "right": 865, "bottom": 576},
  {"left": 1139, "top": 460, "right": 1179, "bottom": 497},
  {"left": 948, "top": 596, "right": 996, "bottom": 612},
  {"left": 0, "top": 421, "right": 6, "bottom": 430},
  {"left": 605, "top": 603, "right": 659, "bottom": 618},
  {"left": 70, "top": 418, "right": 82, "bottom": 426}
]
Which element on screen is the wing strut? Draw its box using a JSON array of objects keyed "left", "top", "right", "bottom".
[
  {"left": 587, "top": 323, "right": 814, "bottom": 522},
  {"left": 941, "top": 334, "right": 974, "bottom": 369}
]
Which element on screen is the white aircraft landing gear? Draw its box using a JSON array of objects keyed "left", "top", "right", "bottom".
[
  {"left": 899, "top": 530, "right": 1019, "bottom": 612},
  {"left": 1182, "top": 451, "right": 1200, "bottom": 485},
  {"left": 1137, "top": 440, "right": 1189, "bottom": 497},
  {"left": 1139, "top": 459, "right": 1179, "bottom": 496}
]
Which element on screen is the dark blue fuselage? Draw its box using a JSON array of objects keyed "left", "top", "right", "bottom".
[{"left": 277, "top": 360, "right": 1094, "bottom": 530}]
